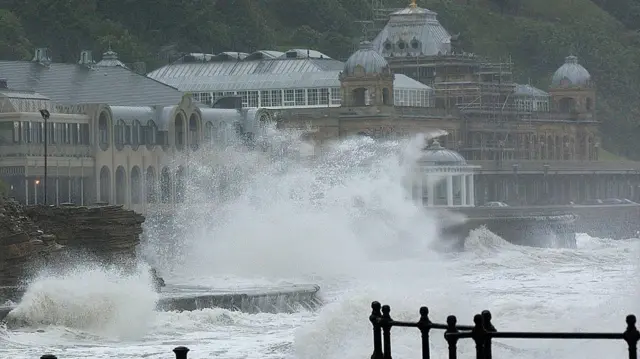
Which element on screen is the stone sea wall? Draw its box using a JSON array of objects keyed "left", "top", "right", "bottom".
[{"left": 0, "top": 200, "right": 145, "bottom": 289}]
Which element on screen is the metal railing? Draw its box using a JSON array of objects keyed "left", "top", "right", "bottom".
[{"left": 369, "top": 301, "right": 640, "bottom": 359}]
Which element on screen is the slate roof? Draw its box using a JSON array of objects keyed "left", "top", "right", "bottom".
[{"left": 0, "top": 60, "right": 184, "bottom": 106}]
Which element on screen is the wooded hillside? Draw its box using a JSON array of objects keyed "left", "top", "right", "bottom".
[{"left": 1, "top": 0, "right": 639, "bottom": 157}]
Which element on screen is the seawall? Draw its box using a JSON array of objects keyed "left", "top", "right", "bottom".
[{"left": 444, "top": 207, "right": 577, "bottom": 248}]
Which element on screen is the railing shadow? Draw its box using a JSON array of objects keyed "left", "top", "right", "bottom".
[{"left": 369, "top": 301, "right": 640, "bottom": 359}]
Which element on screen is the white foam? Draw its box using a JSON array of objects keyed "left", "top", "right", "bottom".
[
  {"left": 5, "top": 263, "right": 159, "bottom": 340},
  {"left": 1, "top": 125, "right": 637, "bottom": 359}
]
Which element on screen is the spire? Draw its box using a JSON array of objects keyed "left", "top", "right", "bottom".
[{"left": 409, "top": 0, "right": 417, "bottom": 8}]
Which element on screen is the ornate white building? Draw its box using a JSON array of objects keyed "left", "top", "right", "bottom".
[{"left": 0, "top": 48, "right": 271, "bottom": 214}]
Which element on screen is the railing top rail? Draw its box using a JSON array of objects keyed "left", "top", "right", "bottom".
[{"left": 370, "top": 302, "right": 640, "bottom": 359}]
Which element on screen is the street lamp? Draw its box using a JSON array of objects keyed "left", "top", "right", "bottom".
[
  {"left": 543, "top": 163, "right": 550, "bottom": 202},
  {"left": 39, "top": 109, "right": 50, "bottom": 205}
]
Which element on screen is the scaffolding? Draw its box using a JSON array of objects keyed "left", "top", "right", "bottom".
[{"left": 351, "top": 0, "right": 402, "bottom": 51}]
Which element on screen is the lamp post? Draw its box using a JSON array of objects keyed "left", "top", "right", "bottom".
[
  {"left": 543, "top": 163, "right": 550, "bottom": 203},
  {"left": 512, "top": 163, "right": 520, "bottom": 204},
  {"left": 39, "top": 109, "right": 50, "bottom": 205}
]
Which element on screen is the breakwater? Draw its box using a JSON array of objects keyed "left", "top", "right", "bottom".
[
  {"left": 443, "top": 206, "right": 578, "bottom": 249},
  {"left": 0, "top": 283, "right": 322, "bottom": 326}
]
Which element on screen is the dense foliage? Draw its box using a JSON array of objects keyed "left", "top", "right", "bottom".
[{"left": 1, "top": 0, "right": 639, "bottom": 157}]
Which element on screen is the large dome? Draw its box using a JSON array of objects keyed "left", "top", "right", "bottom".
[
  {"left": 372, "top": 4, "right": 451, "bottom": 57},
  {"left": 551, "top": 55, "right": 592, "bottom": 88},
  {"left": 420, "top": 139, "right": 467, "bottom": 165},
  {"left": 343, "top": 41, "right": 390, "bottom": 76}
]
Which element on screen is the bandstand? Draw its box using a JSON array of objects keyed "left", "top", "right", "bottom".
[{"left": 413, "top": 139, "right": 480, "bottom": 207}]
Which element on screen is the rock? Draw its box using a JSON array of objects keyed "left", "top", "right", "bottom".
[
  {"left": 0, "top": 198, "right": 63, "bottom": 287},
  {"left": 24, "top": 204, "right": 145, "bottom": 269},
  {"left": 0, "top": 199, "right": 145, "bottom": 291}
]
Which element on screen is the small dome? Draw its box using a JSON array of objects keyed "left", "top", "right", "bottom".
[
  {"left": 420, "top": 139, "right": 467, "bottom": 165},
  {"left": 343, "top": 41, "right": 390, "bottom": 76},
  {"left": 551, "top": 55, "right": 592, "bottom": 88}
]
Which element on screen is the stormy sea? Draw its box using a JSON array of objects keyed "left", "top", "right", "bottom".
[{"left": 1, "top": 126, "right": 637, "bottom": 359}]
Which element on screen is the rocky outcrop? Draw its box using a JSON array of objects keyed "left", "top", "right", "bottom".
[
  {"left": 0, "top": 198, "right": 63, "bottom": 287},
  {"left": 0, "top": 201, "right": 146, "bottom": 290},
  {"left": 24, "top": 204, "right": 145, "bottom": 268}
]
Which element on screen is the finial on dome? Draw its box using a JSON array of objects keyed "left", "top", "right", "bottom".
[
  {"left": 409, "top": 0, "right": 417, "bottom": 8},
  {"left": 358, "top": 41, "right": 374, "bottom": 50},
  {"left": 565, "top": 55, "right": 578, "bottom": 64}
]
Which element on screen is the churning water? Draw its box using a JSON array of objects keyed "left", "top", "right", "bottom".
[{"left": 0, "top": 126, "right": 637, "bottom": 359}]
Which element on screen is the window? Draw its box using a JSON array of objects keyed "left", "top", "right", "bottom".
[
  {"left": 22, "top": 121, "right": 31, "bottom": 143},
  {"left": 271, "top": 90, "right": 282, "bottom": 107},
  {"left": 307, "top": 89, "right": 319, "bottom": 106},
  {"left": 237, "top": 91, "right": 248, "bottom": 107},
  {"left": 146, "top": 120, "right": 157, "bottom": 147},
  {"left": 284, "top": 90, "right": 295, "bottom": 106},
  {"left": 201, "top": 92, "right": 212, "bottom": 105},
  {"left": 248, "top": 91, "right": 259, "bottom": 107},
  {"left": 80, "top": 124, "right": 90, "bottom": 144},
  {"left": 261, "top": 90, "right": 271, "bottom": 107},
  {"left": 64, "top": 123, "right": 72, "bottom": 144},
  {"left": 205, "top": 122, "right": 214, "bottom": 143},
  {"left": 13, "top": 122, "right": 20, "bottom": 143},
  {"left": 115, "top": 119, "right": 126, "bottom": 149},
  {"left": 132, "top": 120, "right": 143, "bottom": 148},
  {"left": 295, "top": 89, "right": 305, "bottom": 106},
  {"left": 330, "top": 88, "right": 341, "bottom": 105},
  {"left": 319, "top": 88, "right": 329, "bottom": 105}
]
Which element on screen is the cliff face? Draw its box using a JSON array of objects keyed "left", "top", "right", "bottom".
[
  {"left": 24, "top": 205, "right": 145, "bottom": 268},
  {"left": 0, "top": 198, "right": 63, "bottom": 287},
  {"left": 0, "top": 202, "right": 145, "bottom": 290}
]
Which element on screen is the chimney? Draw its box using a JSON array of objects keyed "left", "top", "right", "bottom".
[
  {"left": 32, "top": 47, "right": 51, "bottom": 64},
  {"left": 78, "top": 50, "right": 95, "bottom": 66},
  {"left": 0, "top": 78, "right": 7, "bottom": 89}
]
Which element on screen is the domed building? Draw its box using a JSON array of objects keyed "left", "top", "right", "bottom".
[
  {"left": 372, "top": 1, "right": 452, "bottom": 57},
  {"left": 339, "top": 41, "right": 394, "bottom": 107},
  {"left": 551, "top": 55, "right": 592, "bottom": 88},
  {"left": 413, "top": 139, "right": 479, "bottom": 207},
  {"left": 548, "top": 55, "right": 595, "bottom": 116}
]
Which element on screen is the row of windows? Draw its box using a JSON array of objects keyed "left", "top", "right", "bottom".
[
  {"left": 394, "top": 89, "right": 435, "bottom": 107},
  {"left": 192, "top": 88, "right": 342, "bottom": 108},
  {"left": 0, "top": 121, "right": 90, "bottom": 146},
  {"left": 98, "top": 119, "right": 237, "bottom": 152},
  {"left": 515, "top": 99, "right": 550, "bottom": 112}
]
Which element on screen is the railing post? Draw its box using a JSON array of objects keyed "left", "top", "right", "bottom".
[
  {"left": 381, "top": 304, "right": 393, "bottom": 359},
  {"left": 173, "top": 346, "right": 190, "bottom": 359},
  {"left": 370, "top": 301, "right": 384, "bottom": 359},
  {"left": 481, "top": 310, "right": 496, "bottom": 359},
  {"left": 624, "top": 315, "right": 640, "bottom": 359},
  {"left": 444, "top": 315, "right": 459, "bottom": 359},
  {"left": 40, "top": 355, "right": 57, "bottom": 359},
  {"left": 417, "top": 306, "right": 432, "bottom": 359},
  {"left": 471, "top": 314, "right": 487, "bottom": 359}
]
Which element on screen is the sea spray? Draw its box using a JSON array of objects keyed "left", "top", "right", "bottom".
[
  {"left": 141, "top": 127, "right": 455, "bottom": 282},
  {"left": 5, "top": 262, "right": 158, "bottom": 340}
]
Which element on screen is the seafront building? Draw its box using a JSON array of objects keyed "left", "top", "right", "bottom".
[
  {"left": 0, "top": 0, "right": 638, "bottom": 212},
  {"left": 147, "top": 0, "right": 640, "bottom": 206},
  {"left": 0, "top": 48, "right": 269, "bottom": 213}
]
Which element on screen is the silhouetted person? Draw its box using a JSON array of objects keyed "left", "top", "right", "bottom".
[{"left": 150, "top": 268, "right": 166, "bottom": 292}]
